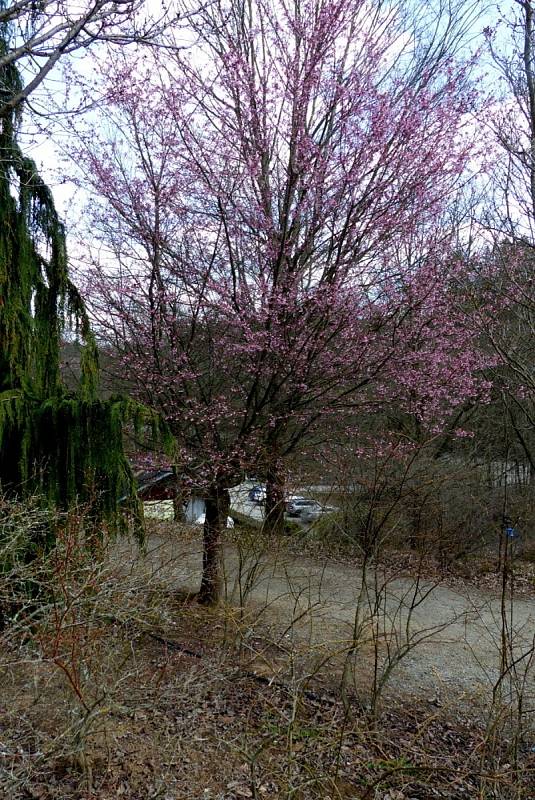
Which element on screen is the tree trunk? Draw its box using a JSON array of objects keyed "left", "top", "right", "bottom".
[
  {"left": 173, "top": 470, "right": 189, "bottom": 522},
  {"left": 198, "top": 485, "right": 229, "bottom": 605},
  {"left": 263, "top": 460, "right": 285, "bottom": 536}
]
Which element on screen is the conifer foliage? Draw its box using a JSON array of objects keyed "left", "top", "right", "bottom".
[{"left": 0, "top": 37, "right": 142, "bottom": 547}]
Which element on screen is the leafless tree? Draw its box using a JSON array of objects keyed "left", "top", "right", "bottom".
[{"left": 0, "top": 0, "right": 175, "bottom": 118}]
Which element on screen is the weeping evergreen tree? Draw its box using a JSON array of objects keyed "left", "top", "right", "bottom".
[{"left": 0, "top": 36, "right": 151, "bottom": 552}]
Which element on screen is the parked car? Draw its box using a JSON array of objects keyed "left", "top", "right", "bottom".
[
  {"left": 286, "top": 497, "right": 323, "bottom": 519},
  {"left": 248, "top": 485, "right": 266, "bottom": 504}
]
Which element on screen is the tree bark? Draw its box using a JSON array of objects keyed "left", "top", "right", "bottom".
[
  {"left": 173, "top": 469, "right": 189, "bottom": 522},
  {"left": 263, "top": 460, "right": 286, "bottom": 536},
  {"left": 198, "top": 485, "right": 229, "bottom": 605},
  {"left": 522, "top": 0, "right": 535, "bottom": 219}
]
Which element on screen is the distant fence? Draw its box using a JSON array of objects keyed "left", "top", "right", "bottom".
[{"left": 487, "top": 460, "right": 533, "bottom": 488}]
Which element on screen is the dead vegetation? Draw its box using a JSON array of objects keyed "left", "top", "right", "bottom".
[{"left": 1, "top": 511, "right": 535, "bottom": 799}]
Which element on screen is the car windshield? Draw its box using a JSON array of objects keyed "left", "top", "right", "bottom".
[{"left": 293, "top": 500, "right": 317, "bottom": 506}]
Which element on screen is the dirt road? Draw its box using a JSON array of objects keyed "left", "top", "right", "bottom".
[{"left": 141, "top": 533, "right": 535, "bottom": 708}]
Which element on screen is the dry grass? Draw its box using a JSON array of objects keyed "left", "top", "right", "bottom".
[{"left": 1, "top": 517, "right": 535, "bottom": 799}]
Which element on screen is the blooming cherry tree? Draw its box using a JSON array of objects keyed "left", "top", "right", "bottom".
[{"left": 73, "top": 0, "right": 485, "bottom": 603}]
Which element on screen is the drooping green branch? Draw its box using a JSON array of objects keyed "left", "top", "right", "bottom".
[{"left": 0, "top": 45, "right": 172, "bottom": 547}]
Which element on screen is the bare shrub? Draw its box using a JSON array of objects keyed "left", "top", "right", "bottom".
[{"left": 0, "top": 499, "right": 201, "bottom": 795}]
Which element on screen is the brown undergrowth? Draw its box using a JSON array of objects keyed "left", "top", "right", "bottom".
[{"left": 1, "top": 518, "right": 534, "bottom": 799}]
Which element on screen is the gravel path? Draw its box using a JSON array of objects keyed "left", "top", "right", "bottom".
[{"left": 142, "top": 533, "right": 535, "bottom": 708}]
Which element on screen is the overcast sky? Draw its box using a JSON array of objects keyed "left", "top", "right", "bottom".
[{"left": 16, "top": 0, "right": 507, "bottom": 254}]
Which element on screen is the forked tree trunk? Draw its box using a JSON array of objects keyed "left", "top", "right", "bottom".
[
  {"left": 198, "top": 485, "right": 230, "bottom": 605},
  {"left": 264, "top": 460, "right": 285, "bottom": 536}
]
